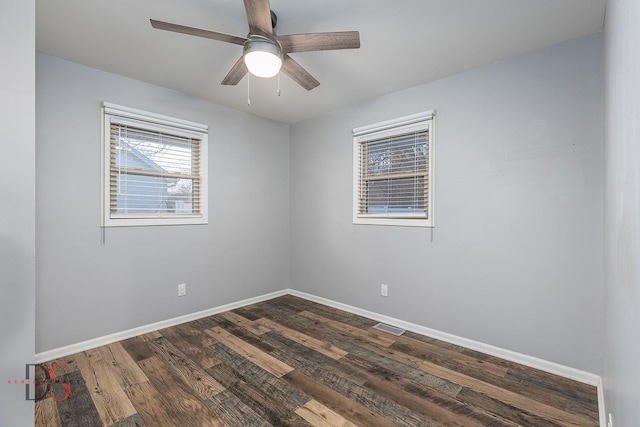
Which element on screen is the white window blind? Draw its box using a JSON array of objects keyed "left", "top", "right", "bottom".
[
  {"left": 353, "top": 111, "right": 434, "bottom": 227},
  {"left": 102, "top": 103, "right": 208, "bottom": 227}
]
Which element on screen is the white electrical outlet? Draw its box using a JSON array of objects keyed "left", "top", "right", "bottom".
[
  {"left": 177, "top": 283, "right": 186, "bottom": 297},
  {"left": 381, "top": 284, "right": 388, "bottom": 297}
]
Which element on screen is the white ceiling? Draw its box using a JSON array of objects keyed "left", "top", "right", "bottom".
[{"left": 36, "top": 0, "right": 605, "bottom": 124}]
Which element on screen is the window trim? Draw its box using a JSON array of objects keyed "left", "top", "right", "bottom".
[
  {"left": 352, "top": 110, "right": 435, "bottom": 227},
  {"left": 101, "top": 102, "right": 209, "bottom": 227}
]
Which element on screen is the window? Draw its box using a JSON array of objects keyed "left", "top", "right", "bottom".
[
  {"left": 353, "top": 111, "right": 434, "bottom": 227},
  {"left": 101, "top": 103, "right": 208, "bottom": 227}
]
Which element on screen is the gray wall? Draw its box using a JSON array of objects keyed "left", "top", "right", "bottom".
[
  {"left": 36, "top": 54, "right": 290, "bottom": 353},
  {"left": 290, "top": 34, "right": 604, "bottom": 373},
  {"left": 0, "top": 0, "right": 36, "bottom": 425},
  {"left": 603, "top": 0, "right": 640, "bottom": 424}
]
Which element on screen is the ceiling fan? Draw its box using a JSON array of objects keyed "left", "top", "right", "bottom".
[{"left": 150, "top": 0, "right": 360, "bottom": 91}]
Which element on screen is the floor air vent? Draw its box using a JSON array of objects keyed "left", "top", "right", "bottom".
[{"left": 373, "top": 323, "right": 406, "bottom": 336}]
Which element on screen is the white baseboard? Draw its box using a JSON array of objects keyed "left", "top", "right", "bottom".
[
  {"left": 36, "top": 287, "right": 605, "bottom": 426},
  {"left": 597, "top": 377, "right": 607, "bottom": 427},
  {"left": 34, "top": 289, "right": 287, "bottom": 364}
]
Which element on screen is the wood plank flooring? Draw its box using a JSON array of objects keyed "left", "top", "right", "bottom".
[{"left": 35, "top": 295, "right": 599, "bottom": 426}]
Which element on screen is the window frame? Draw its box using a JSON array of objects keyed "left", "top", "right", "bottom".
[
  {"left": 352, "top": 110, "right": 435, "bottom": 227},
  {"left": 101, "top": 102, "right": 209, "bottom": 227}
]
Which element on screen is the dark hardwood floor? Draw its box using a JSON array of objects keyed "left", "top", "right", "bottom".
[{"left": 35, "top": 295, "right": 599, "bottom": 426}]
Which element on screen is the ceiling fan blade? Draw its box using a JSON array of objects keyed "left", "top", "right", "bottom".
[
  {"left": 243, "top": 0, "right": 273, "bottom": 34},
  {"left": 150, "top": 19, "right": 247, "bottom": 46},
  {"left": 280, "top": 54, "right": 320, "bottom": 91},
  {"left": 221, "top": 56, "right": 248, "bottom": 85},
  {"left": 278, "top": 31, "right": 360, "bottom": 53}
]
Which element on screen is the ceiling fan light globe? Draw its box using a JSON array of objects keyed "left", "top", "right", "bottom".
[
  {"left": 243, "top": 38, "right": 282, "bottom": 78},
  {"left": 244, "top": 51, "right": 282, "bottom": 78}
]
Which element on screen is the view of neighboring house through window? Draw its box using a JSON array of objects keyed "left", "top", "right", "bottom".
[
  {"left": 102, "top": 103, "right": 208, "bottom": 226},
  {"left": 353, "top": 111, "right": 434, "bottom": 227}
]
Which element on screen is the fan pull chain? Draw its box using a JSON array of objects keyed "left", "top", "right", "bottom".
[
  {"left": 277, "top": 72, "right": 281, "bottom": 96},
  {"left": 247, "top": 73, "right": 251, "bottom": 105}
]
